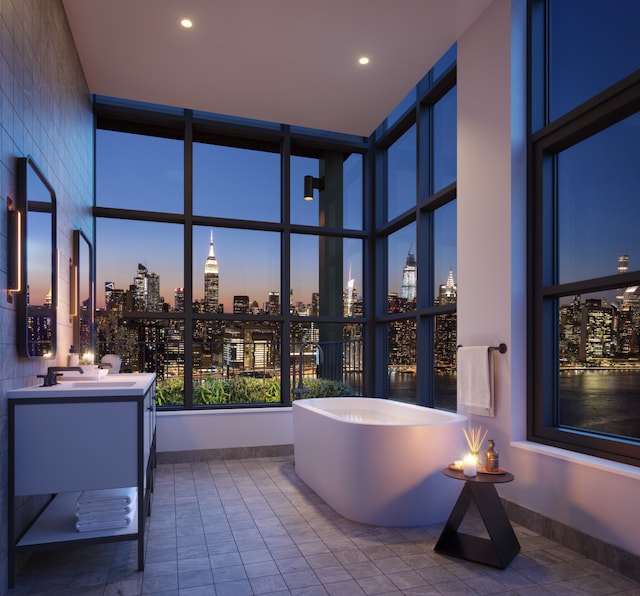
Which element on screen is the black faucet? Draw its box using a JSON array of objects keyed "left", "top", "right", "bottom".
[{"left": 37, "top": 366, "right": 84, "bottom": 387}]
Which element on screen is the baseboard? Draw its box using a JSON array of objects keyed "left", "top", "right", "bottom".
[
  {"left": 503, "top": 499, "right": 640, "bottom": 582},
  {"left": 157, "top": 444, "right": 294, "bottom": 464}
]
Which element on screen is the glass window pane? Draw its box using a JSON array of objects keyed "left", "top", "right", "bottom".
[
  {"left": 291, "top": 153, "right": 361, "bottom": 229},
  {"left": 96, "top": 130, "right": 183, "bottom": 213},
  {"left": 291, "top": 235, "right": 363, "bottom": 318},
  {"left": 192, "top": 227, "right": 280, "bottom": 315},
  {"left": 96, "top": 220, "right": 183, "bottom": 312},
  {"left": 192, "top": 320, "right": 281, "bottom": 405},
  {"left": 193, "top": 143, "right": 280, "bottom": 221},
  {"left": 435, "top": 313, "right": 457, "bottom": 410},
  {"left": 549, "top": 0, "right": 640, "bottom": 121},
  {"left": 96, "top": 316, "right": 184, "bottom": 381},
  {"left": 433, "top": 201, "right": 458, "bottom": 304},
  {"left": 291, "top": 155, "right": 320, "bottom": 226},
  {"left": 387, "top": 320, "right": 417, "bottom": 403},
  {"left": 388, "top": 224, "right": 416, "bottom": 313},
  {"left": 290, "top": 322, "right": 362, "bottom": 399},
  {"left": 558, "top": 292, "right": 640, "bottom": 441},
  {"left": 556, "top": 112, "right": 640, "bottom": 284},
  {"left": 433, "top": 87, "right": 457, "bottom": 192},
  {"left": 434, "top": 200, "right": 457, "bottom": 303},
  {"left": 387, "top": 125, "right": 417, "bottom": 221},
  {"left": 343, "top": 153, "right": 363, "bottom": 230}
]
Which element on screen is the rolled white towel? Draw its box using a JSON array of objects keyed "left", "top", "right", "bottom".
[
  {"left": 76, "top": 500, "right": 136, "bottom": 515},
  {"left": 76, "top": 500, "right": 136, "bottom": 523},
  {"left": 75, "top": 517, "right": 132, "bottom": 532},
  {"left": 76, "top": 487, "right": 137, "bottom": 512}
]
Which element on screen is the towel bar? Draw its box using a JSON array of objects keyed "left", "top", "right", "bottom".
[{"left": 456, "top": 343, "right": 507, "bottom": 354}]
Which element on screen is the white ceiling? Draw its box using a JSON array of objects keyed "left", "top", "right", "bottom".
[{"left": 62, "top": 0, "right": 492, "bottom": 137}]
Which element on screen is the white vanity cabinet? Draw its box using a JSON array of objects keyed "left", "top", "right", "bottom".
[{"left": 7, "top": 373, "right": 156, "bottom": 588}]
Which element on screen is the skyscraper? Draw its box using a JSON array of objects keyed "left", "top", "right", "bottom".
[
  {"left": 267, "top": 291, "right": 280, "bottom": 316},
  {"left": 204, "top": 230, "right": 219, "bottom": 312},
  {"left": 132, "top": 263, "right": 162, "bottom": 311},
  {"left": 174, "top": 287, "right": 185, "bottom": 312},
  {"left": 438, "top": 268, "right": 457, "bottom": 305},
  {"left": 617, "top": 254, "right": 629, "bottom": 303},
  {"left": 147, "top": 271, "right": 162, "bottom": 311},
  {"left": 400, "top": 249, "right": 417, "bottom": 301},
  {"left": 133, "top": 263, "right": 148, "bottom": 311},
  {"left": 234, "top": 295, "right": 250, "bottom": 314},
  {"left": 345, "top": 263, "right": 356, "bottom": 316}
]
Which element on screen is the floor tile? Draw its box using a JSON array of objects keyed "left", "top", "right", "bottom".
[{"left": 8, "top": 456, "right": 640, "bottom": 596}]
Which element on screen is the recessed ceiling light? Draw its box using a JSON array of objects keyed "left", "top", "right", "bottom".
[
  {"left": 181, "top": 18, "right": 193, "bottom": 28},
  {"left": 358, "top": 56, "right": 370, "bottom": 65}
]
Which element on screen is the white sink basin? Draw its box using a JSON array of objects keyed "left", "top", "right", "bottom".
[{"left": 8, "top": 373, "right": 156, "bottom": 399}]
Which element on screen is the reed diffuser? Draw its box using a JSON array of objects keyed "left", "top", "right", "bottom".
[
  {"left": 463, "top": 424, "right": 488, "bottom": 456},
  {"left": 462, "top": 424, "right": 487, "bottom": 476}
]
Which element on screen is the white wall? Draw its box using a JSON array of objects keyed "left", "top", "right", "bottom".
[{"left": 457, "top": 0, "right": 640, "bottom": 557}]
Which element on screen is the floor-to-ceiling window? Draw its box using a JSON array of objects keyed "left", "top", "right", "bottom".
[
  {"left": 94, "top": 103, "right": 367, "bottom": 407},
  {"left": 529, "top": 0, "right": 640, "bottom": 464},
  {"left": 374, "top": 46, "right": 458, "bottom": 408}
]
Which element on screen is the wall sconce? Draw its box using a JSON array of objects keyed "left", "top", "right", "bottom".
[
  {"left": 69, "top": 259, "right": 78, "bottom": 318},
  {"left": 304, "top": 175, "right": 324, "bottom": 201},
  {"left": 7, "top": 197, "right": 22, "bottom": 299}
]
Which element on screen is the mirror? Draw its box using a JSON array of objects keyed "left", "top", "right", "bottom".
[
  {"left": 71, "top": 230, "right": 94, "bottom": 361},
  {"left": 15, "top": 156, "right": 57, "bottom": 359}
]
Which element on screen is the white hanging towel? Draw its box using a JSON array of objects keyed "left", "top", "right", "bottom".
[{"left": 457, "top": 346, "right": 494, "bottom": 417}]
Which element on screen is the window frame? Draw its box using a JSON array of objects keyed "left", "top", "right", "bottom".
[
  {"left": 94, "top": 100, "right": 369, "bottom": 409},
  {"left": 529, "top": 0, "right": 640, "bottom": 464},
  {"left": 372, "top": 63, "right": 458, "bottom": 407}
]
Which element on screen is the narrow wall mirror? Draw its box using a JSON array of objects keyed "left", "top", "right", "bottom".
[
  {"left": 15, "top": 156, "right": 57, "bottom": 359},
  {"left": 72, "top": 229, "right": 94, "bottom": 360}
]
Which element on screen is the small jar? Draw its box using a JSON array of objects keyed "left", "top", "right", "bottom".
[
  {"left": 67, "top": 345, "right": 79, "bottom": 367},
  {"left": 485, "top": 440, "right": 499, "bottom": 471}
]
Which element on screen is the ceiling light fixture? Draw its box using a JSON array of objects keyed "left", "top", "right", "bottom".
[
  {"left": 358, "top": 56, "right": 370, "bottom": 65},
  {"left": 304, "top": 176, "right": 324, "bottom": 201},
  {"left": 181, "top": 18, "right": 193, "bottom": 28}
]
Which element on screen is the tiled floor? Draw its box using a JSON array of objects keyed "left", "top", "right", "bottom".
[{"left": 10, "top": 456, "right": 640, "bottom": 595}]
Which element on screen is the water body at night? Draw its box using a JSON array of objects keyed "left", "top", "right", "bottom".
[
  {"left": 390, "top": 369, "right": 640, "bottom": 441},
  {"left": 388, "top": 372, "right": 457, "bottom": 411},
  {"left": 559, "top": 369, "right": 640, "bottom": 440}
]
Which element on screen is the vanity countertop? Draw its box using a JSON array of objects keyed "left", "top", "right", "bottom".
[{"left": 8, "top": 373, "right": 156, "bottom": 399}]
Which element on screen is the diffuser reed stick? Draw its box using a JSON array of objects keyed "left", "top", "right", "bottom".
[{"left": 463, "top": 425, "right": 488, "bottom": 455}]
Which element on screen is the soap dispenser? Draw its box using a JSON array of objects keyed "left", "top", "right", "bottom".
[{"left": 67, "top": 345, "right": 79, "bottom": 367}]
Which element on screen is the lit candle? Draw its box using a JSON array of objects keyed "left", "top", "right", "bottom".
[{"left": 463, "top": 453, "right": 478, "bottom": 477}]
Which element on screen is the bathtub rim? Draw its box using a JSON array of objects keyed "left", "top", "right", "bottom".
[{"left": 292, "top": 396, "right": 467, "bottom": 426}]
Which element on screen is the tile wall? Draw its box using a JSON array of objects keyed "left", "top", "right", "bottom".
[{"left": 0, "top": 0, "right": 93, "bottom": 591}]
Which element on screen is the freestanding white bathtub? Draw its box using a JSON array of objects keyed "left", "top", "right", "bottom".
[{"left": 293, "top": 397, "right": 468, "bottom": 527}]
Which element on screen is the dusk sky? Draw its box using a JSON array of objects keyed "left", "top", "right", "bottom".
[{"left": 93, "top": 128, "right": 456, "bottom": 311}]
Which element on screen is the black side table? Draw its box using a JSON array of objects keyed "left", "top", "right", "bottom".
[{"left": 434, "top": 467, "right": 520, "bottom": 569}]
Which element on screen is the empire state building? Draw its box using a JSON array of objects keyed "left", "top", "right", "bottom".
[{"left": 204, "top": 230, "right": 219, "bottom": 312}]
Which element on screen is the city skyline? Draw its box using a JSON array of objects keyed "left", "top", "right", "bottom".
[
  {"left": 98, "top": 229, "right": 368, "bottom": 314},
  {"left": 96, "top": 222, "right": 453, "bottom": 313}
]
